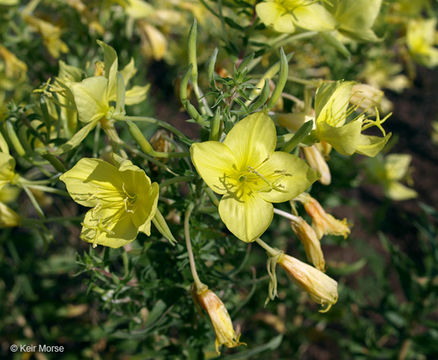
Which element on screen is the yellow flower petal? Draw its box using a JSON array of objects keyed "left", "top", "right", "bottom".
[
  {"left": 60, "top": 158, "right": 122, "bottom": 207},
  {"left": 0, "top": 152, "right": 16, "bottom": 190},
  {"left": 274, "top": 13, "right": 296, "bottom": 33},
  {"left": 257, "top": 152, "right": 318, "bottom": 203},
  {"left": 292, "top": 3, "right": 335, "bottom": 31},
  {"left": 190, "top": 141, "right": 237, "bottom": 195},
  {"left": 356, "top": 133, "right": 391, "bottom": 157},
  {"left": 256, "top": 2, "right": 282, "bottom": 29},
  {"left": 219, "top": 195, "right": 273, "bottom": 242},
  {"left": 70, "top": 76, "right": 110, "bottom": 123},
  {"left": 81, "top": 208, "right": 138, "bottom": 248},
  {"left": 316, "top": 120, "right": 362, "bottom": 156},
  {"left": 224, "top": 112, "right": 276, "bottom": 169},
  {"left": 386, "top": 182, "right": 417, "bottom": 201}
]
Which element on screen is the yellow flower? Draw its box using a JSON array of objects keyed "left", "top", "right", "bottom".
[
  {"left": 60, "top": 158, "right": 159, "bottom": 248},
  {"left": 0, "top": 202, "right": 19, "bottom": 227},
  {"left": 290, "top": 216, "right": 325, "bottom": 271},
  {"left": 278, "top": 253, "right": 338, "bottom": 312},
  {"left": 0, "top": 45, "right": 27, "bottom": 81},
  {"left": 0, "top": 152, "right": 17, "bottom": 190},
  {"left": 296, "top": 193, "right": 350, "bottom": 240},
  {"left": 194, "top": 287, "right": 244, "bottom": 354},
  {"left": 406, "top": 18, "right": 438, "bottom": 68},
  {"left": 314, "top": 81, "right": 391, "bottom": 157},
  {"left": 190, "top": 112, "right": 318, "bottom": 242},
  {"left": 366, "top": 154, "right": 417, "bottom": 201},
  {"left": 23, "top": 15, "right": 68, "bottom": 58},
  {"left": 333, "top": 0, "right": 382, "bottom": 42},
  {"left": 256, "top": 0, "right": 335, "bottom": 33}
]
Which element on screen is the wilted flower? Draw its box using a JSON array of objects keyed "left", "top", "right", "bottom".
[
  {"left": 60, "top": 158, "right": 159, "bottom": 248},
  {"left": 194, "top": 286, "right": 244, "bottom": 354},
  {"left": 0, "top": 45, "right": 27, "bottom": 80},
  {"left": 296, "top": 193, "right": 350, "bottom": 240},
  {"left": 256, "top": 0, "right": 335, "bottom": 33},
  {"left": 190, "top": 112, "right": 317, "bottom": 242},
  {"left": 278, "top": 253, "right": 338, "bottom": 312},
  {"left": 290, "top": 216, "right": 325, "bottom": 271}
]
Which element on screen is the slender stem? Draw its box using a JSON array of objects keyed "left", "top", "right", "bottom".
[
  {"left": 22, "top": 185, "right": 45, "bottom": 219},
  {"left": 205, "top": 187, "right": 219, "bottom": 207},
  {"left": 255, "top": 238, "right": 279, "bottom": 257},
  {"left": 287, "top": 75, "right": 317, "bottom": 86},
  {"left": 114, "top": 115, "right": 192, "bottom": 145},
  {"left": 21, "top": 215, "right": 83, "bottom": 225},
  {"left": 161, "top": 175, "right": 195, "bottom": 187},
  {"left": 282, "top": 92, "right": 305, "bottom": 108},
  {"left": 24, "top": 184, "right": 68, "bottom": 196},
  {"left": 272, "top": 31, "right": 317, "bottom": 49},
  {"left": 184, "top": 203, "right": 204, "bottom": 290},
  {"left": 273, "top": 208, "right": 300, "bottom": 222}
]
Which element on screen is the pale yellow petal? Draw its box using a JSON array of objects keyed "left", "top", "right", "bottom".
[
  {"left": 274, "top": 14, "right": 295, "bottom": 33},
  {"left": 60, "top": 158, "right": 122, "bottom": 207},
  {"left": 292, "top": 3, "right": 335, "bottom": 31},
  {"left": 256, "top": 2, "right": 282, "bottom": 28},
  {"left": 219, "top": 195, "right": 273, "bottom": 242},
  {"left": 190, "top": 142, "right": 237, "bottom": 195},
  {"left": 257, "top": 151, "right": 318, "bottom": 203},
  {"left": 224, "top": 112, "right": 276, "bottom": 169}
]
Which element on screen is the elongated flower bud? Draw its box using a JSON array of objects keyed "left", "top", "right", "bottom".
[
  {"left": 290, "top": 216, "right": 325, "bottom": 271},
  {"left": 296, "top": 193, "right": 350, "bottom": 240},
  {"left": 302, "top": 145, "right": 331, "bottom": 185},
  {"left": 278, "top": 254, "right": 338, "bottom": 312},
  {"left": 195, "top": 287, "right": 244, "bottom": 354}
]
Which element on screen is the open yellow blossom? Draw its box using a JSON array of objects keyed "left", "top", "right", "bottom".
[
  {"left": 296, "top": 193, "right": 350, "bottom": 240},
  {"left": 194, "top": 286, "right": 244, "bottom": 354},
  {"left": 190, "top": 112, "right": 318, "bottom": 242},
  {"left": 314, "top": 81, "right": 391, "bottom": 157},
  {"left": 365, "top": 154, "right": 417, "bottom": 201},
  {"left": 60, "top": 158, "right": 159, "bottom": 248},
  {"left": 278, "top": 253, "right": 338, "bottom": 312},
  {"left": 256, "top": 0, "right": 335, "bottom": 33},
  {"left": 406, "top": 18, "right": 438, "bottom": 68}
]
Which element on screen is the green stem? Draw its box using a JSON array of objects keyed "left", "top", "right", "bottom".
[
  {"left": 255, "top": 238, "right": 279, "bottom": 257},
  {"left": 22, "top": 185, "right": 45, "bottom": 219},
  {"left": 287, "top": 75, "right": 318, "bottom": 87},
  {"left": 205, "top": 187, "right": 219, "bottom": 207},
  {"left": 273, "top": 208, "right": 300, "bottom": 222},
  {"left": 184, "top": 203, "right": 204, "bottom": 290},
  {"left": 113, "top": 115, "right": 192, "bottom": 145},
  {"left": 161, "top": 175, "right": 195, "bottom": 187}
]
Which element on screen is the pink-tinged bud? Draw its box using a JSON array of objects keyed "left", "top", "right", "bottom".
[
  {"left": 302, "top": 145, "right": 331, "bottom": 185},
  {"left": 195, "top": 288, "right": 244, "bottom": 354},
  {"left": 290, "top": 216, "right": 325, "bottom": 271},
  {"left": 297, "top": 193, "right": 350, "bottom": 240},
  {"left": 278, "top": 254, "right": 338, "bottom": 312}
]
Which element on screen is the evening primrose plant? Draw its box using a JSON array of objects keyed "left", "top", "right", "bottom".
[{"left": 0, "top": 1, "right": 430, "bottom": 356}]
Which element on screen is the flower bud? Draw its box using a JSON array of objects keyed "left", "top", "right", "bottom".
[
  {"left": 278, "top": 254, "right": 337, "bottom": 312},
  {"left": 290, "top": 216, "right": 325, "bottom": 271},
  {"left": 194, "top": 287, "right": 243, "bottom": 354},
  {"left": 302, "top": 145, "right": 331, "bottom": 185},
  {"left": 296, "top": 193, "right": 350, "bottom": 240}
]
